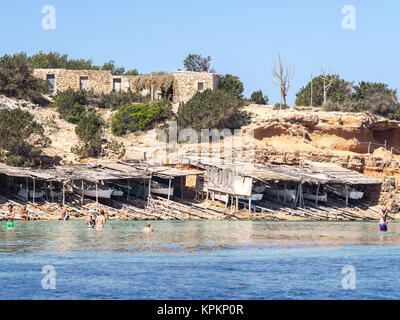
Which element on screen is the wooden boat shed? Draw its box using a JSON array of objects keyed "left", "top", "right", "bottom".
[
  {"left": 0, "top": 161, "right": 203, "bottom": 205},
  {"left": 180, "top": 156, "right": 382, "bottom": 209}
]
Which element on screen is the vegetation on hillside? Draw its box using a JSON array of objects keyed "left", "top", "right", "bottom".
[
  {"left": 183, "top": 54, "right": 215, "bottom": 73},
  {"left": 250, "top": 90, "right": 269, "bottom": 105},
  {"left": 296, "top": 74, "right": 400, "bottom": 120},
  {"left": 111, "top": 99, "right": 172, "bottom": 136},
  {"left": 0, "top": 108, "right": 50, "bottom": 166},
  {"left": 72, "top": 111, "right": 104, "bottom": 158},
  {"left": 29, "top": 51, "right": 140, "bottom": 75},
  {"left": 0, "top": 53, "right": 50, "bottom": 104},
  {"left": 177, "top": 89, "right": 249, "bottom": 131}
]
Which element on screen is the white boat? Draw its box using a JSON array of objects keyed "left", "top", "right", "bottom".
[
  {"left": 18, "top": 188, "right": 44, "bottom": 199},
  {"left": 302, "top": 190, "right": 328, "bottom": 203},
  {"left": 333, "top": 189, "right": 364, "bottom": 200},
  {"left": 112, "top": 190, "right": 124, "bottom": 197},
  {"left": 253, "top": 186, "right": 266, "bottom": 193},
  {"left": 212, "top": 192, "right": 263, "bottom": 202},
  {"left": 151, "top": 181, "right": 174, "bottom": 197},
  {"left": 72, "top": 185, "right": 114, "bottom": 201},
  {"left": 49, "top": 190, "right": 63, "bottom": 199},
  {"left": 265, "top": 188, "right": 297, "bottom": 202},
  {"left": 239, "top": 193, "right": 264, "bottom": 201}
]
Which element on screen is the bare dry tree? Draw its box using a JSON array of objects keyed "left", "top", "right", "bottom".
[
  {"left": 321, "top": 67, "right": 335, "bottom": 104},
  {"left": 271, "top": 54, "right": 295, "bottom": 106}
]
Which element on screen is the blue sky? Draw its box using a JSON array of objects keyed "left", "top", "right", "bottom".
[{"left": 0, "top": 0, "right": 399, "bottom": 104}]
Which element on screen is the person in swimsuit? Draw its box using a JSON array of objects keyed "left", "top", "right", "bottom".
[
  {"left": 96, "top": 210, "right": 106, "bottom": 230},
  {"left": 380, "top": 203, "right": 388, "bottom": 232},
  {"left": 20, "top": 205, "right": 29, "bottom": 221},
  {"left": 142, "top": 222, "right": 153, "bottom": 233},
  {"left": 5, "top": 204, "right": 15, "bottom": 229},
  {"left": 62, "top": 207, "right": 70, "bottom": 221},
  {"left": 86, "top": 213, "right": 96, "bottom": 229}
]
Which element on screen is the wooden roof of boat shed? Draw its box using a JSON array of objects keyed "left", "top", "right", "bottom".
[{"left": 180, "top": 157, "right": 381, "bottom": 185}]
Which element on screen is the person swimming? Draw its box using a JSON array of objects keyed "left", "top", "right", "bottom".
[
  {"left": 86, "top": 213, "right": 96, "bottom": 229},
  {"left": 96, "top": 210, "right": 106, "bottom": 230},
  {"left": 142, "top": 222, "right": 153, "bottom": 233},
  {"left": 5, "top": 204, "right": 15, "bottom": 229},
  {"left": 380, "top": 202, "right": 388, "bottom": 232}
]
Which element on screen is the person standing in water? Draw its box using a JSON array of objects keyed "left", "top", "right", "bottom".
[
  {"left": 5, "top": 205, "right": 15, "bottom": 229},
  {"left": 96, "top": 210, "right": 106, "bottom": 230},
  {"left": 62, "top": 207, "right": 70, "bottom": 221},
  {"left": 86, "top": 213, "right": 96, "bottom": 229},
  {"left": 142, "top": 222, "right": 153, "bottom": 233},
  {"left": 380, "top": 202, "right": 388, "bottom": 232},
  {"left": 20, "top": 205, "right": 29, "bottom": 221}
]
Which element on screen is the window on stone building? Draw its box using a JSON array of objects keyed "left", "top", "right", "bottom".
[
  {"left": 197, "top": 82, "right": 204, "bottom": 91},
  {"left": 113, "top": 78, "right": 122, "bottom": 92},
  {"left": 46, "top": 74, "right": 55, "bottom": 92},
  {"left": 80, "top": 76, "right": 89, "bottom": 90}
]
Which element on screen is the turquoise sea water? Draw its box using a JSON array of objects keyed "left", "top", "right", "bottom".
[{"left": 0, "top": 220, "right": 399, "bottom": 300}]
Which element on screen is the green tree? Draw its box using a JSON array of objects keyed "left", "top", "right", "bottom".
[
  {"left": 295, "top": 75, "right": 352, "bottom": 106},
  {"left": 0, "top": 52, "right": 50, "bottom": 104},
  {"left": 111, "top": 100, "right": 172, "bottom": 136},
  {"left": 125, "top": 69, "right": 139, "bottom": 76},
  {"left": 177, "top": 89, "right": 248, "bottom": 131},
  {"left": 74, "top": 112, "right": 104, "bottom": 157},
  {"left": 221, "top": 74, "right": 244, "bottom": 98},
  {"left": 183, "top": 54, "right": 214, "bottom": 72},
  {"left": 29, "top": 51, "right": 95, "bottom": 70},
  {"left": 52, "top": 89, "right": 87, "bottom": 122},
  {"left": 101, "top": 60, "right": 125, "bottom": 75},
  {"left": 341, "top": 81, "right": 400, "bottom": 119},
  {"left": 250, "top": 90, "right": 269, "bottom": 105},
  {"left": 0, "top": 108, "right": 50, "bottom": 164}
]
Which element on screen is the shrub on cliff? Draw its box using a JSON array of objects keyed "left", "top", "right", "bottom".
[
  {"left": 0, "top": 52, "right": 51, "bottom": 104},
  {"left": 97, "top": 90, "right": 145, "bottom": 109},
  {"left": 111, "top": 99, "right": 172, "bottom": 136},
  {"left": 295, "top": 75, "right": 352, "bottom": 106},
  {"left": 221, "top": 74, "right": 244, "bottom": 99},
  {"left": 250, "top": 90, "right": 269, "bottom": 105},
  {"left": 72, "top": 111, "right": 104, "bottom": 157},
  {"left": 52, "top": 89, "right": 88, "bottom": 123},
  {"left": 0, "top": 108, "right": 50, "bottom": 165},
  {"left": 176, "top": 89, "right": 249, "bottom": 131}
]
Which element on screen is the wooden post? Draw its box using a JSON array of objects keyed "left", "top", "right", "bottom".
[
  {"left": 44, "top": 181, "right": 48, "bottom": 201},
  {"left": 127, "top": 179, "right": 130, "bottom": 200},
  {"left": 32, "top": 178, "right": 36, "bottom": 204},
  {"left": 180, "top": 176, "right": 184, "bottom": 199},
  {"left": 368, "top": 142, "right": 371, "bottom": 154},
  {"left": 248, "top": 197, "right": 251, "bottom": 213},
  {"left": 390, "top": 147, "right": 393, "bottom": 161},
  {"left": 81, "top": 180, "right": 84, "bottom": 204},
  {"left": 148, "top": 176, "right": 152, "bottom": 202},
  {"left": 25, "top": 177, "right": 28, "bottom": 201},
  {"left": 345, "top": 185, "right": 349, "bottom": 206},
  {"left": 167, "top": 177, "right": 172, "bottom": 204},
  {"left": 96, "top": 182, "right": 99, "bottom": 207},
  {"left": 235, "top": 195, "right": 238, "bottom": 212},
  {"left": 283, "top": 182, "right": 287, "bottom": 203},
  {"left": 62, "top": 182, "right": 65, "bottom": 207},
  {"left": 315, "top": 182, "right": 320, "bottom": 205},
  {"left": 50, "top": 180, "right": 54, "bottom": 202}
]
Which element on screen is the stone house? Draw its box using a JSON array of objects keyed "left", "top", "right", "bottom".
[{"left": 33, "top": 69, "right": 222, "bottom": 104}]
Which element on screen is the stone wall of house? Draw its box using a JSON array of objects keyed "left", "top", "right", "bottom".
[
  {"left": 34, "top": 69, "right": 221, "bottom": 103},
  {"left": 34, "top": 69, "right": 114, "bottom": 93},
  {"left": 172, "top": 71, "right": 222, "bottom": 103}
]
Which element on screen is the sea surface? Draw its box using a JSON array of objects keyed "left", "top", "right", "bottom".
[{"left": 0, "top": 220, "right": 399, "bottom": 300}]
